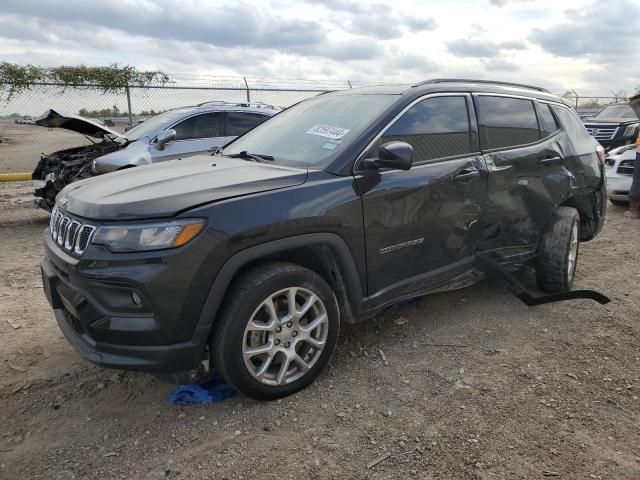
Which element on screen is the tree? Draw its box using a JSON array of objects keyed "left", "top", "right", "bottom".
[
  {"left": 0, "top": 62, "right": 169, "bottom": 100},
  {"left": 610, "top": 89, "right": 628, "bottom": 102},
  {"left": 582, "top": 99, "right": 602, "bottom": 108}
]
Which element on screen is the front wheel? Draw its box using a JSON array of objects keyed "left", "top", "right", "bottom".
[
  {"left": 211, "top": 262, "right": 340, "bottom": 400},
  {"left": 536, "top": 206, "right": 580, "bottom": 292}
]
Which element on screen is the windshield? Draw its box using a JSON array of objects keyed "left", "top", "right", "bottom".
[
  {"left": 122, "top": 110, "right": 191, "bottom": 141},
  {"left": 595, "top": 104, "right": 636, "bottom": 119},
  {"left": 222, "top": 93, "right": 397, "bottom": 168}
]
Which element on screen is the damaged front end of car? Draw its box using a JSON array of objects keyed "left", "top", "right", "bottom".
[
  {"left": 32, "top": 142, "right": 123, "bottom": 210},
  {"left": 31, "top": 109, "right": 126, "bottom": 211}
]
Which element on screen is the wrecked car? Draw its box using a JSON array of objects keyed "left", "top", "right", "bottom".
[
  {"left": 41, "top": 79, "right": 607, "bottom": 400},
  {"left": 604, "top": 143, "right": 637, "bottom": 204},
  {"left": 32, "top": 103, "right": 280, "bottom": 210}
]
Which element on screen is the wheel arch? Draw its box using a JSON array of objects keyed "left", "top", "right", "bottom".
[
  {"left": 560, "top": 185, "right": 605, "bottom": 242},
  {"left": 195, "top": 233, "right": 364, "bottom": 338}
]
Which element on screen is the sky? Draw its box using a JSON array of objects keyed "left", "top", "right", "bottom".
[{"left": 0, "top": 0, "right": 639, "bottom": 95}]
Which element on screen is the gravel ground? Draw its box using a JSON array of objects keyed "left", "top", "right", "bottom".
[{"left": 0, "top": 181, "right": 639, "bottom": 480}]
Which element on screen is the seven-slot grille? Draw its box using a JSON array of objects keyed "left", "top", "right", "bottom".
[
  {"left": 584, "top": 124, "right": 618, "bottom": 141},
  {"left": 50, "top": 205, "right": 96, "bottom": 255}
]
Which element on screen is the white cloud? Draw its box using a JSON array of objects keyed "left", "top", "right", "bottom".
[{"left": 0, "top": 0, "right": 636, "bottom": 93}]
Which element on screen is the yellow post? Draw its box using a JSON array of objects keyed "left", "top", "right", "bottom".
[{"left": 0, "top": 173, "right": 32, "bottom": 182}]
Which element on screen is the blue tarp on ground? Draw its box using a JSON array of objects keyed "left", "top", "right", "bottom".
[{"left": 168, "top": 375, "right": 236, "bottom": 405}]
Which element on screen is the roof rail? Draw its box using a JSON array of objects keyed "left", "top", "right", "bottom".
[
  {"left": 413, "top": 78, "right": 551, "bottom": 93},
  {"left": 196, "top": 100, "right": 278, "bottom": 109}
]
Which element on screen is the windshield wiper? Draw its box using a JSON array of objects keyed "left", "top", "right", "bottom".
[{"left": 225, "top": 151, "right": 274, "bottom": 163}]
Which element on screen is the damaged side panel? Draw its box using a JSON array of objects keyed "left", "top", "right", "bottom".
[{"left": 479, "top": 133, "right": 572, "bottom": 261}]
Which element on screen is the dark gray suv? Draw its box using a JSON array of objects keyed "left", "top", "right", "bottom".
[{"left": 41, "top": 79, "right": 606, "bottom": 399}]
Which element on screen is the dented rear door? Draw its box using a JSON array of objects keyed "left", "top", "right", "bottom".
[{"left": 474, "top": 94, "right": 570, "bottom": 258}]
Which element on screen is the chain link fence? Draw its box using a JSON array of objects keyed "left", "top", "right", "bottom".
[
  {"left": 0, "top": 77, "right": 352, "bottom": 174},
  {"left": 563, "top": 95, "right": 628, "bottom": 118},
  {"left": 0, "top": 76, "right": 627, "bottom": 174}
]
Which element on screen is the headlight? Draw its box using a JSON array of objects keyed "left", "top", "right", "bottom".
[
  {"left": 93, "top": 219, "right": 204, "bottom": 252},
  {"left": 623, "top": 123, "right": 639, "bottom": 137}
]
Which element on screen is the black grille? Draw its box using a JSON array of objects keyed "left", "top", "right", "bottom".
[
  {"left": 62, "top": 308, "right": 86, "bottom": 335},
  {"left": 65, "top": 222, "right": 80, "bottom": 249},
  {"left": 77, "top": 225, "right": 94, "bottom": 253},
  {"left": 584, "top": 124, "right": 619, "bottom": 141},
  {"left": 50, "top": 205, "right": 96, "bottom": 255},
  {"left": 618, "top": 159, "right": 635, "bottom": 175}
]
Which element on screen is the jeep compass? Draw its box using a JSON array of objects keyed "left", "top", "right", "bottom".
[{"left": 41, "top": 79, "right": 607, "bottom": 399}]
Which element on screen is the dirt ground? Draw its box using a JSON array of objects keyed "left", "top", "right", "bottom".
[{"left": 0, "top": 181, "right": 638, "bottom": 480}]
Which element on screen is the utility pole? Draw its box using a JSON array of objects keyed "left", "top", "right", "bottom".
[
  {"left": 243, "top": 77, "right": 250, "bottom": 103},
  {"left": 125, "top": 83, "right": 133, "bottom": 129}
]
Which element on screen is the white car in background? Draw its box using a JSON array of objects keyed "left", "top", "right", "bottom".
[{"left": 604, "top": 143, "right": 637, "bottom": 204}]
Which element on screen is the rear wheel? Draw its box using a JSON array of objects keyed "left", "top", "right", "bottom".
[
  {"left": 211, "top": 262, "right": 340, "bottom": 400},
  {"left": 536, "top": 206, "right": 580, "bottom": 292}
]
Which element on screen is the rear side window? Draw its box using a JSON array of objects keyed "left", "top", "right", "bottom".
[
  {"left": 551, "top": 105, "right": 594, "bottom": 144},
  {"left": 538, "top": 104, "right": 560, "bottom": 137},
  {"left": 477, "top": 96, "right": 540, "bottom": 149},
  {"left": 227, "top": 112, "right": 267, "bottom": 136},
  {"left": 173, "top": 113, "right": 221, "bottom": 140},
  {"left": 382, "top": 96, "right": 473, "bottom": 162}
]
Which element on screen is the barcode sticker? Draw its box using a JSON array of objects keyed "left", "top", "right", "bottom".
[{"left": 306, "top": 124, "right": 350, "bottom": 140}]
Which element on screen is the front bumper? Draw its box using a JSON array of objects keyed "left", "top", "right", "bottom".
[
  {"left": 52, "top": 306, "right": 209, "bottom": 371},
  {"left": 41, "top": 226, "right": 225, "bottom": 373},
  {"left": 605, "top": 171, "right": 633, "bottom": 201}
]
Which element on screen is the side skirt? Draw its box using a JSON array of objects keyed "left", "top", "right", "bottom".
[{"left": 474, "top": 253, "right": 610, "bottom": 306}]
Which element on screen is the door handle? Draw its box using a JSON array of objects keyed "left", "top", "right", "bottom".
[
  {"left": 537, "top": 156, "right": 562, "bottom": 165},
  {"left": 454, "top": 167, "right": 480, "bottom": 181}
]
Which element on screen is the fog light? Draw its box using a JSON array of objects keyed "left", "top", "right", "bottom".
[{"left": 131, "top": 291, "right": 142, "bottom": 305}]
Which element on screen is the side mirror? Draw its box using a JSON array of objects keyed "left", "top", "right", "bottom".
[
  {"left": 155, "top": 129, "right": 177, "bottom": 150},
  {"left": 362, "top": 141, "right": 413, "bottom": 171}
]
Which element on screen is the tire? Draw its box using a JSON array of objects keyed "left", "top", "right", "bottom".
[
  {"left": 536, "top": 206, "right": 580, "bottom": 293},
  {"left": 211, "top": 262, "right": 340, "bottom": 400}
]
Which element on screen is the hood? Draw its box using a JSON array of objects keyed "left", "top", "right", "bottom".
[
  {"left": 583, "top": 117, "right": 637, "bottom": 125},
  {"left": 606, "top": 144, "right": 638, "bottom": 158},
  {"left": 57, "top": 155, "right": 308, "bottom": 220},
  {"left": 35, "top": 109, "right": 123, "bottom": 139}
]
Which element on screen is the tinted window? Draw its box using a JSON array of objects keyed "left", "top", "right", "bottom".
[
  {"left": 594, "top": 104, "right": 636, "bottom": 119},
  {"left": 123, "top": 109, "right": 191, "bottom": 141},
  {"left": 477, "top": 96, "right": 540, "bottom": 149},
  {"left": 173, "top": 113, "right": 221, "bottom": 140},
  {"left": 382, "top": 96, "right": 472, "bottom": 162},
  {"left": 551, "top": 105, "right": 594, "bottom": 144},
  {"left": 227, "top": 113, "right": 267, "bottom": 136},
  {"left": 539, "top": 103, "right": 560, "bottom": 136}
]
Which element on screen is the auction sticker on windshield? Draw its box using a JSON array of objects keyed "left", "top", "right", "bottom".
[{"left": 306, "top": 125, "right": 350, "bottom": 140}]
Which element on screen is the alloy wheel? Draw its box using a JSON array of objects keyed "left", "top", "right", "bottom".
[{"left": 242, "top": 287, "right": 329, "bottom": 386}]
